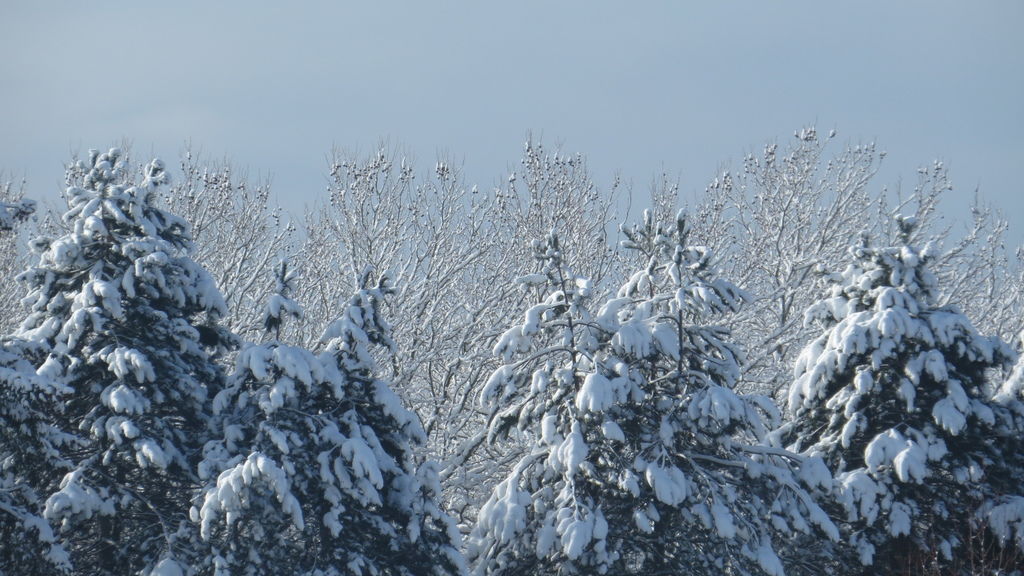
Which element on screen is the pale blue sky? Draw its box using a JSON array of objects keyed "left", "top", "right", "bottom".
[{"left": 2, "top": 2, "right": 1021, "bottom": 244}]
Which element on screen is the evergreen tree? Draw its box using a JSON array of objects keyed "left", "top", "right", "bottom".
[
  {"left": 15, "top": 149, "right": 229, "bottom": 575},
  {"left": 0, "top": 188, "right": 68, "bottom": 574},
  {"left": 979, "top": 342, "right": 1024, "bottom": 562},
  {"left": 0, "top": 337, "right": 72, "bottom": 575},
  {"left": 469, "top": 218, "right": 836, "bottom": 576},
  {"left": 196, "top": 266, "right": 465, "bottom": 575},
  {"left": 783, "top": 216, "right": 1022, "bottom": 571}
]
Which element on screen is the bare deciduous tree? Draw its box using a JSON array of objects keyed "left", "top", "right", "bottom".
[
  {"left": 161, "top": 152, "right": 297, "bottom": 341},
  {"left": 0, "top": 177, "right": 35, "bottom": 333}
]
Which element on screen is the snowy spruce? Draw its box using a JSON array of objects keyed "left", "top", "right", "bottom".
[
  {"left": 12, "top": 149, "right": 230, "bottom": 575},
  {"left": 0, "top": 337, "right": 72, "bottom": 574},
  {"left": 469, "top": 217, "right": 838, "bottom": 576},
  {"left": 782, "top": 216, "right": 1024, "bottom": 571},
  {"left": 195, "top": 264, "right": 465, "bottom": 575},
  {"left": 0, "top": 138, "right": 1021, "bottom": 576}
]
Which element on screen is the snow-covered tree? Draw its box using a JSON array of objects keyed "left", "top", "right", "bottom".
[
  {"left": 196, "top": 267, "right": 465, "bottom": 575},
  {"left": 974, "top": 342, "right": 1024, "bottom": 571},
  {"left": 0, "top": 337, "right": 71, "bottom": 575},
  {"left": 14, "top": 149, "right": 229, "bottom": 575},
  {"left": 0, "top": 185, "right": 66, "bottom": 575},
  {"left": 0, "top": 178, "right": 36, "bottom": 332},
  {"left": 783, "top": 216, "right": 1023, "bottom": 571},
  {"left": 469, "top": 219, "right": 836, "bottom": 576},
  {"left": 0, "top": 198, "right": 34, "bottom": 232}
]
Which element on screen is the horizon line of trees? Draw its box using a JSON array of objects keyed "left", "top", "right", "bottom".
[{"left": 1, "top": 128, "right": 1022, "bottom": 575}]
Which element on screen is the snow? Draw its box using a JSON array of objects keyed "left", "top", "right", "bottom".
[
  {"left": 611, "top": 320, "right": 653, "bottom": 359},
  {"left": 44, "top": 469, "right": 115, "bottom": 524},
  {"left": 755, "top": 541, "right": 785, "bottom": 576},
  {"left": 102, "top": 383, "right": 148, "bottom": 415},
  {"left": 797, "top": 456, "right": 833, "bottom": 490},
  {"left": 865, "top": 430, "right": 903, "bottom": 473},
  {"left": 515, "top": 273, "right": 548, "bottom": 287},
  {"left": 931, "top": 397, "right": 966, "bottom": 435},
  {"left": 134, "top": 439, "right": 170, "bottom": 470},
  {"left": 576, "top": 371, "right": 615, "bottom": 413},
  {"left": 853, "top": 369, "right": 873, "bottom": 393},
  {"left": 555, "top": 423, "right": 587, "bottom": 477},
  {"left": 103, "top": 416, "right": 139, "bottom": 444},
  {"left": 888, "top": 502, "right": 912, "bottom": 536},
  {"left": 892, "top": 441, "right": 927, "bottom": 483},
  {"left": 619, "top": 469, "right": 641, "bottom": 498},
  {"left": 837, "top": 470, "right": 882, "bottom": 525},
  {"left": 897, "top": 378, "right": 916, "bottom": 412},
  {"left": 923, "top": 349, "right": 948, "bottom": 382},
  {"left": 342, "top": 437, "right": 384, "bottom": 489},
  {"left": 650, "top": 321, "right": 680, "bottom": 360},
  {"left": 521, "top": 303, "right": 551, "bottom": 337},
  {"left": 853, "top": 534, "right": 876, "bottom": 566},
  {"left": 839, "top": 411, "right": 864, "bottom": 449},
  {"left": 535, "top": 523, "right": 556, "bottom": 557},
  {"left": 644, "top": 463, "right": 688, "bottom": 506},
  {"left": 480, "top": 364, "right": 516, "bottom": 406},
  {"left": 691, "top": 385, "right": 746, "bottom": 429},
  {"left": 264, "top": 425, "right": 291, "bottom": 455},
  {"left": 633, "top": 507, "right": 655, "bottom": 534},
  {"left": 199, "top": 452, "right": 305, "bottom": 539},
  {"left": 148, "top": 558, "right": 184, "bottom": 576},
  {"left": 711, "top": 502, "right": 737, "bottom": 538},
  {"left": 600, "top": 420, "right": 625, "bottom": 442},
  {"left": 558, "top": 512, "right": 593, "bottom": 560},
  {"left": 104, "top": 347, "right": 155, "bottom": 384},
  {"left": 981, "top": 496, "right": 1024, "bottom": 549},
  {"left": 262, "top": 374, "right": 297, "bottom": 413},
  {"left": 592, "top": 509, "right": 608, "bottom": 539},
  {"left": 476, "top": 477, "right": 529, "bottom": 545},
  {"left": 594, "top": 297, "right": 630, "bottom": 331},
  {"left": 540, "top": 413, "right": 559, "bottom": 445}
]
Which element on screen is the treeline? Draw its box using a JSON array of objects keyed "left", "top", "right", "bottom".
[{"left": 0, "top": 129, "right": 1022, "bottom": 575}]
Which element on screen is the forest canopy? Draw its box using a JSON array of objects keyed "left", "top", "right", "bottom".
[{"left": 1, "top": 129, "right": 1021, "bottom": 575}]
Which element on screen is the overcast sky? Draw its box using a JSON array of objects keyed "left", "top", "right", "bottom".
[{"left": 2, "top": 1, "right": 1021, "bottom": 244}]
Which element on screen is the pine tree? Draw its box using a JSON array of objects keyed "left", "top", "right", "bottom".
[
  {"left": 979, "top": 342, "right": 1024, "bottom": 563},
  {"left": 0, "top": 188, "right": 68, "bottom": 574},
  {"left": 469, "top": 218, "right": 836, "bottom": 576},
  {"left": 783, "top": 216, "right": 1022, "bottom": 571},
  {"left": 15, "top": 149, "right": 229, "bottom": 575},
  {"left": 196, "top": 266, "right": 466, "bottom": 575},
  {"left": 0, "top": 337, "right": 72, "bottom": 575}
]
